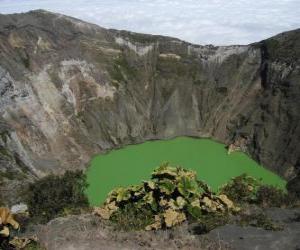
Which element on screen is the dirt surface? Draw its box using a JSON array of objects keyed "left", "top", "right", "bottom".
[
  {"left": 24, "top": 215, "right": 230, "bottom": 250},
  {"left": 207, "top": 208, "right": 300, "bottom": 250},
  {"left": 21, "top": 207, "right": 300, "bottom": 250}
]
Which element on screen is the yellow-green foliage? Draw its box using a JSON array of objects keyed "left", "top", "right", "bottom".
[{"left": 95, "top": 163, "right": 238, "bottom": 230}]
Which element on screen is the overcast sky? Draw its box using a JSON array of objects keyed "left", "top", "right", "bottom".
[{"left": 0, "top": 0, "right": 299, "bottom": 45}]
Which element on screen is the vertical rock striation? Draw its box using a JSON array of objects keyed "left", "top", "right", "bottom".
[{"left": 0, "top": 10, "right": 299, "bottom": 203}]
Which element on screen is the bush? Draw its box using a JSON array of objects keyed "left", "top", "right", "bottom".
[
  {"left": 95, "top": 163, "right": 238, "bottom": 231},
  {"left": 256, "top": 185, "right": 284, "bottom": 207},
  {"left": 219, "top": 174, "right": 261, "bottom": 204},
  {"left": 26, "top": 170, "right": 89, "bottom": 223},
  {"left": 220, "top": 175, "right": 297, "bottom": 208},
  {"left": 257, "top": 185, "right": 298, "bottom": 208}
]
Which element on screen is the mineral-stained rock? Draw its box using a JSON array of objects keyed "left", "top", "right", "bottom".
[{"left": 0, "top": 10, "right": 299, "bottom": 203}]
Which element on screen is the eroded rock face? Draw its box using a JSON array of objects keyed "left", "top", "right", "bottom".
[{"left": 0, "top": 10, "right": 299, "bottom": 203}]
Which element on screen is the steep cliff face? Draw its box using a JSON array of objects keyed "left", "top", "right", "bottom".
[{"left": 0, "top": 10, "right": 299, "bottom": 203}]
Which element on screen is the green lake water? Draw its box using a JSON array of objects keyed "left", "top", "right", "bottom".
[{"left": 86, "top": 137, "right": 286, "bottom": 205}]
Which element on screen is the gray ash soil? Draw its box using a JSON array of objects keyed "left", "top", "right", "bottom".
[{"left": 21, "top": 207, "right": 300, "bottom": 250}]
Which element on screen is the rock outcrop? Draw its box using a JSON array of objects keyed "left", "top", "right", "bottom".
[{"left": 0, "top": 10, "right": 299, "bottom": 203}]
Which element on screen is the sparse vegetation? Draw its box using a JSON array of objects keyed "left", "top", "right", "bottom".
[
  {"left": 94, "top": 167, "right": 298, "bottom": 233},
  {"left": 238, "top": 212, "right": 283, "bottom": 231},
  {"left": 23, "top": 241, "right": 45, "bottom": 250},
  {"left": 26, "top": 170, "right": 89, "bottom": 224},
  {"left": 262, "top": 33, "right": 300, "bottom": 64},
  {"left": 7, "top": 162, "right": 296, "bottom": 241},
  {"left": 110, "top": 203, "right": 155, "bottom": 231},
  {"left": 256, "top": 185, "right": 295, "bottom": 207},
  {"left": 109, "top": 54, "right": 138, "bottom": 82},
  {"left": 117, "top": 31, "right": 158, "bottom": 44},
  {"left": 156, "top": 57, "right": 189, "bottom": 77},
  {"left": 191, "top": 212, "right": 230, "bottom": 234}
]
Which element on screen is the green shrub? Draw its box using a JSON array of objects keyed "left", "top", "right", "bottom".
[
  {"left": 95, "top": 163, "right": 238, "bottom": 231},
  {"left": 220, "top": 175, "right": 296, "bottom": 208},
  {"left": 255, "top": 185, "right": 295, "bottom": 207},
  {"left": 219, "top": 174, "right": 261, "bottom": 204},
  {"left": 26, "top": 170, "right": 89, "bottom": 223}
]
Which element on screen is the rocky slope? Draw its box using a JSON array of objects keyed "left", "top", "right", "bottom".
[{"left": 0, "top": 10, "right": 299, "bottom": 203}]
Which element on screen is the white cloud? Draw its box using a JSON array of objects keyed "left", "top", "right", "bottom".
[{"left": 0, "top": 0, "right": 299, "bottom": 45}]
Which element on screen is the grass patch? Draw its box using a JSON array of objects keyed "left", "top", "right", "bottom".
[
  {"left": 238, "top": 212, "right": 283, "bottom": 231},
  {"left": 110, "top": 203, "right": 155, "bottom": 231},
  {"left": 189, "top": 212, "right": 230, "bottom": 234}
]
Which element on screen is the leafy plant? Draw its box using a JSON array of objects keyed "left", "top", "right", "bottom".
[{"left": 95, "top": 163, "right": 238, "bottom": 231}]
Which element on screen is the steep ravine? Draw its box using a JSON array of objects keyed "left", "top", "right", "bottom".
[{"left": 0, "top": 10, "right": 299, "bottom": 204}]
